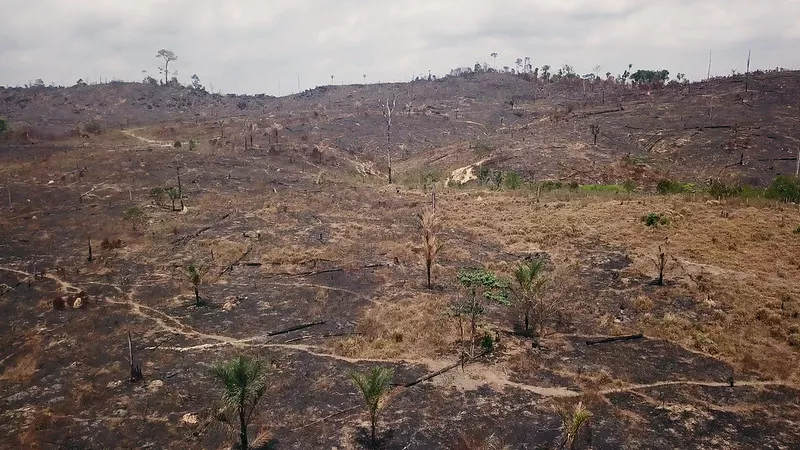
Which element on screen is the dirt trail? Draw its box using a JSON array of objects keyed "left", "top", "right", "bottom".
[{"left": 121, "top": 128, "right": 174, "bottom": 148}]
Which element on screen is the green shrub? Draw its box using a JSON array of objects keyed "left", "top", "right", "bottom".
[
  {"left": 149, "top": 187, "right": 166, "bottom": 205},
  {"left": 642, "top": 213, "right": 669, "bottom": 227},
  {"left": 188, "top": 139, "right": 197, "bottom": 151},
  {"left": 477, "top": 166, "right": 492, "bottom": 185},
  {"left": 480, "top": 333, "right": 494, "bottom": 353},
  {"left": 538, "top": 180, "right": 563, "bottom": 192},
  {"left": 793, "top": 226, "right": 800, "bottom": 234},
  {"left": 503, "top": 171, "right": 522, "bottom": 189},
  {"left": 657, "top": 179, "right": 694, "bottom": 194},
  {"left": 708, "top": 180, "right": 742, "bottom": 198},
  {"left": 0, "top": 118, "right": 7, "bottom": 134},
  {"left": 173, "top": 140, "right": 182, "bottom": 148},
  {"left": 765, "top": 175, "right": 800, "bottom": 203},
  {"left": 622, "top": 180, "right": 636, "bottom": 192},
  {"left": 84, "top": 120, "right": 103, "bottom": 135},
  {"left": 579, "top": 184, "right": 626, "bottom": 193},
  {"left": 473, "top": 141, "right": 493, "bottom": 157}
]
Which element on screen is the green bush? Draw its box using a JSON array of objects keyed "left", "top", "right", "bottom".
[
  {"left": 538, "top": 180, "right": 563, "bottom": 192},
  {"left": 188, "top": 139, "right": 197, "bottom": 151},
  {"left": 642, "top": 213, "right": 669, "bottom": 227},
  {"left": 708, "top": 180, "right": 742, "bottom": 198},
  {"left": 793, "top": 226, "right": 800, "bottom": 235},
  {"left": 765, "top": 175, "right": 800, "bottom": 203},
  {"left": 477, "top": 166, "right": 492, "bottom": 185},
  {"left": 0, "top": 118, "right": 7, "bottom": 134},
  {"left": 657, "top": 179, "right": 694, "bottom": 194},
  {"left": 579, "top": 184, "right": 626, "bottom": 193},
  {"left": 173, "top": 140, "right": 182, "bottom": 148},
  {"left": 473, "top": 141, "right": 493, "bottom": 157},
  {"left": 84, "top": 120, "right": 103, "bottom": 135},
  {"left": 149, "top": 187, "right": 166, "bottom": 205},
  {"left": 622, "top": 180, "right": 636, "bottom": 192},
  {"left": 480, "top": 333, "right": 494, "bottom": 353},
  {"left": 503, "top": 171, "right": 522, "bottom": 189}
]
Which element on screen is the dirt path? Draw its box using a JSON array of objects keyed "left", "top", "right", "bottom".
[{"left": 121, "top": 128, "right": 174, "bottom": 148}]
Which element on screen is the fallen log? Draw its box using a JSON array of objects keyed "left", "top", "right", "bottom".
[
  {"left": 402, "top": 351, "right": 489, "bottom": 388},
  {"left": 266, "top": 320, "right": 326, "bottom": 337},
  {"left": 218, "top": 245, "right": 253, "bottom": 277},
  {"left": 585, "top": 333, "right": 643, "bottom": 346}
]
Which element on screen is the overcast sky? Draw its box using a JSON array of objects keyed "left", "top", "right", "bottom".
[{"left": 2, "top": 0, "right": 800, "bottom": 94}]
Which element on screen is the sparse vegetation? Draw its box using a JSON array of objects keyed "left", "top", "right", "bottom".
[
  {"left": 642, "top": 213, "right": 669, "bottom": 227},
  {"left": 349, "top": 366, "right": 394, "bottom": 448},
  {"left": 657, "top": 179, "right": 694, "bottom": 194},
  {"left": 765, "top": 175, "right": 800, "bottom": 203},
  {"left": 511, "top": 259, "right": 547, "bottom": 334},
  {"left": 210, "top": 356, "right": 268, "bottom": 450},
  {"left": 417, "top": 208, "right": 443, "bottom": 289},
  {"left": 555, "top": 401, "right": 593, "bottom": 450},
  {"left": 453, "top": 268, "right": 508, "bottom": 359},
  {"left": 122, "top": 206, "right": 145, "bottom": 230},
  {"left": 186, "top": 263, "right": 204, "bottom": 306}
]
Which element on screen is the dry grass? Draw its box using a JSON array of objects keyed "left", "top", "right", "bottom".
[{"left": 330, "top": 291, "right": 454, "bottom": 360}]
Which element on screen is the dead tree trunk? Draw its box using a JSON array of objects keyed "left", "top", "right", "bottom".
[
  {"left": 176, "top": 167, "right": 184, "bottom": 211},
  {"left": 87, "top": 237, "right": 93, "bottom": 262},
  {"left": 383, "top": 92, "right": 398, "bottom": 184},
  {"left": 128, "top": 331, "right": 143, "bottom": 382}
]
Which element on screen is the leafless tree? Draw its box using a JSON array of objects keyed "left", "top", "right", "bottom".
[
  {"left": 383, "top": 92, "right": 398, "bottom": 184},
  {"left": 156, "top": 49, "right": 178, "bottom": 86}
]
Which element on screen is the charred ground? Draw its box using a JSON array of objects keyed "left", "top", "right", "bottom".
[{"left": 1, "top": 72, "right": 799, "bottom": 449}]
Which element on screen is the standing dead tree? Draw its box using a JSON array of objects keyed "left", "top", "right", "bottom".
[
  {"left": 652, "top": 245, "right": 668, "bottom": 286},
  {"left": 590, "top": 124, "right": 600, "bottom": 145},
  {"left": 156, "top": 49, "right": 178, "bottom": 86},
  {"left": 383, "top": 92, "right": 398, "bottom": 184},
  {"left": 128, "top": 331, "right": 143, "bottom": 382},
  {"left": 417, "top": 208, "right": 443, "bottom": 289}
]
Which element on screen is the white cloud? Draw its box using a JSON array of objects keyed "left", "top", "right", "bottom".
[{"left": 1, "top": 0, "right": 799, "bottom": 93}]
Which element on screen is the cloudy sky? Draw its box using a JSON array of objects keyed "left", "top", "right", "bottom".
[{"left": 2, "top": 0, "right": 800, "bottom": 94}]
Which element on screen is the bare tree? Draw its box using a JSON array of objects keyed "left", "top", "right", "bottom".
[
  {"left": 590, "top": 124, "right": 600, "bottom": 145},
  {"left": 490, "top": 52, "right": 498, "bottom": 70},
  {"left": 382, "top": 92, "right": 398, "bottom": 184},
  {"left": 156, "top": 49, "right": 178, "bottom": 86}
]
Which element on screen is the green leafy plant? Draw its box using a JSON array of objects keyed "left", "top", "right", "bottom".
[
  {"left": 84, "top": 120, "right": 103, "bottom": 135},
  {"left": 186, "top": 263, "right": 204, "bottom": 306},
  {"left": 173, "top": 140, "right": 182, "bottom": 148},
  {"left": 765, "top": 175, "right": 800, "bottom": 203},
  {"left": 642, "top": 213, "right": 669, "bottom": 227},
  {"left": 149, "top": 187, "right": 166, "bottom": 205},
  {"left": 188, "top": 139, "right": 197, "bottom": 151},
  {"left": 210, "top": 356, "right": 268, "bottom": 450},
  {"left": 348, "top": 366, "right": 394, "bottom": 448},
  {"left": 453, "top": 268, "right": 508, "bottom": 359},
  {"left": 622, "top": 180, "right": 636, "bottom": 192},
  {"left": 166, "top": 187, "right": 180, "bottom": 211},
  {"left": 538, "top": 180, "right": 563, "bottom": 192},
  {"left": 502, "top": 171, "right": 522, "bottom": 190},
  {"left": 512, "top": 259, "right": 548, "bottom": 335},
  {"left": 555, "top": 401, "right": 593, "bottom": 450},
  {"left": 656, "top": 179, "right": 693, "bottom": 194},
  {"left": 708, "top": 179, "right": 742, "bottom": 199},
  {"left": 122, "top": 206, "right": 145, "bottom": 231},
  {"left": 0, "top": 118, "right": 7, "bottom": 134},
  {"left": 480, "top": 333, "right": 494, "bottom": 352}
]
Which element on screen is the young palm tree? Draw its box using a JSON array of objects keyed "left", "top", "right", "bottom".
[
  {"left": 417, "top": 208, "right": 443, "bottom": 289},
  {"left": 348, "top": 366, "right": 394, "bottom": 447},
  {"left": 555, "top": 401, "right": 593, "bottom": 450},
  {"left": 186, "top": 263, "right": 203, "bottom": 306},
  {"left": 210, "top": 356, "right": 268, "bottom": 450},
  {"left": 512, "top": 259, "right": 546, "bottom": 334}
]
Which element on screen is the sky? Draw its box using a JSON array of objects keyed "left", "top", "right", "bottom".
[{"left": 2, "top": 0, "right": 800, "bottom": 95}]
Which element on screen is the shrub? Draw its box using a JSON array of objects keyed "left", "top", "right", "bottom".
[
  {"left": 622, "top": 180, "right": 636, "bottom": 192},
  {"left": 642, "top": 213, "right": 669, "bottom": 227},
  {"left": 480, "top": 333, "right": 494, "bottom": 352},
  {"left": 0, "top": 118, "right": 7, "bottom": 134},
  {"left": 765, "top": 175, "right": 800, "bottom": 203},
  {"left": 579, "top": 184, "right": 626, "bottom": 193},
  {"left": 173, "top": 140, "right": 182, "bottom": 148},
  {"left": 84, "top": 120, "right": 103, "bottom": 135},
  {"left": 657, "top": 179, "right": 693, "bottom": 194},
  {"left": 793, "top": 226, "right": 800, "bottom": 235},
  {"left": 539, "top": 180, "right": 563, "bottom": 192},
  {"left": 149, "top": 187, "right": 166, "bottom": 205},
  {"left": 708, "top": 180, "right": 742, "bottom": 198},
  {"left": 100, "top": 237, "right": 124, "bottom": 250},
  {"left": 188, "top": 139, "right": 197, "bottom": 151},
  {"left": 473, "top": 141, "right": 493, "bottom": 157},
  {"left": 477, "top": 166, "right": 492, "bottom": 185},
  {"left": 503, "top": 171, "right": 522, "bottom": 189}
]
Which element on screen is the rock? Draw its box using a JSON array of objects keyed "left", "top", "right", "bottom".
[
  {"left": 107, "top": 380, "right": 123, "bottom": 389},
  {"left": 147, "top": 380, "right": 164, "bottom": 392},
  {"left": 72, "top": 298, "right": 83, "bottom": 309},
  {"left": 48, "top": 180, "right": 54, "bottom": 184},
  {"left": 47, "top": 396, "right": 65, "bottom": 405},
  {"left": 181, "top": 413, "right": 198, "bottom": 425},
  {"left": 114, "top": 409, "right": 128, "bottom": 417},
  {"left": 243, "top": 230, "right": 261, "bottom": 239}
]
